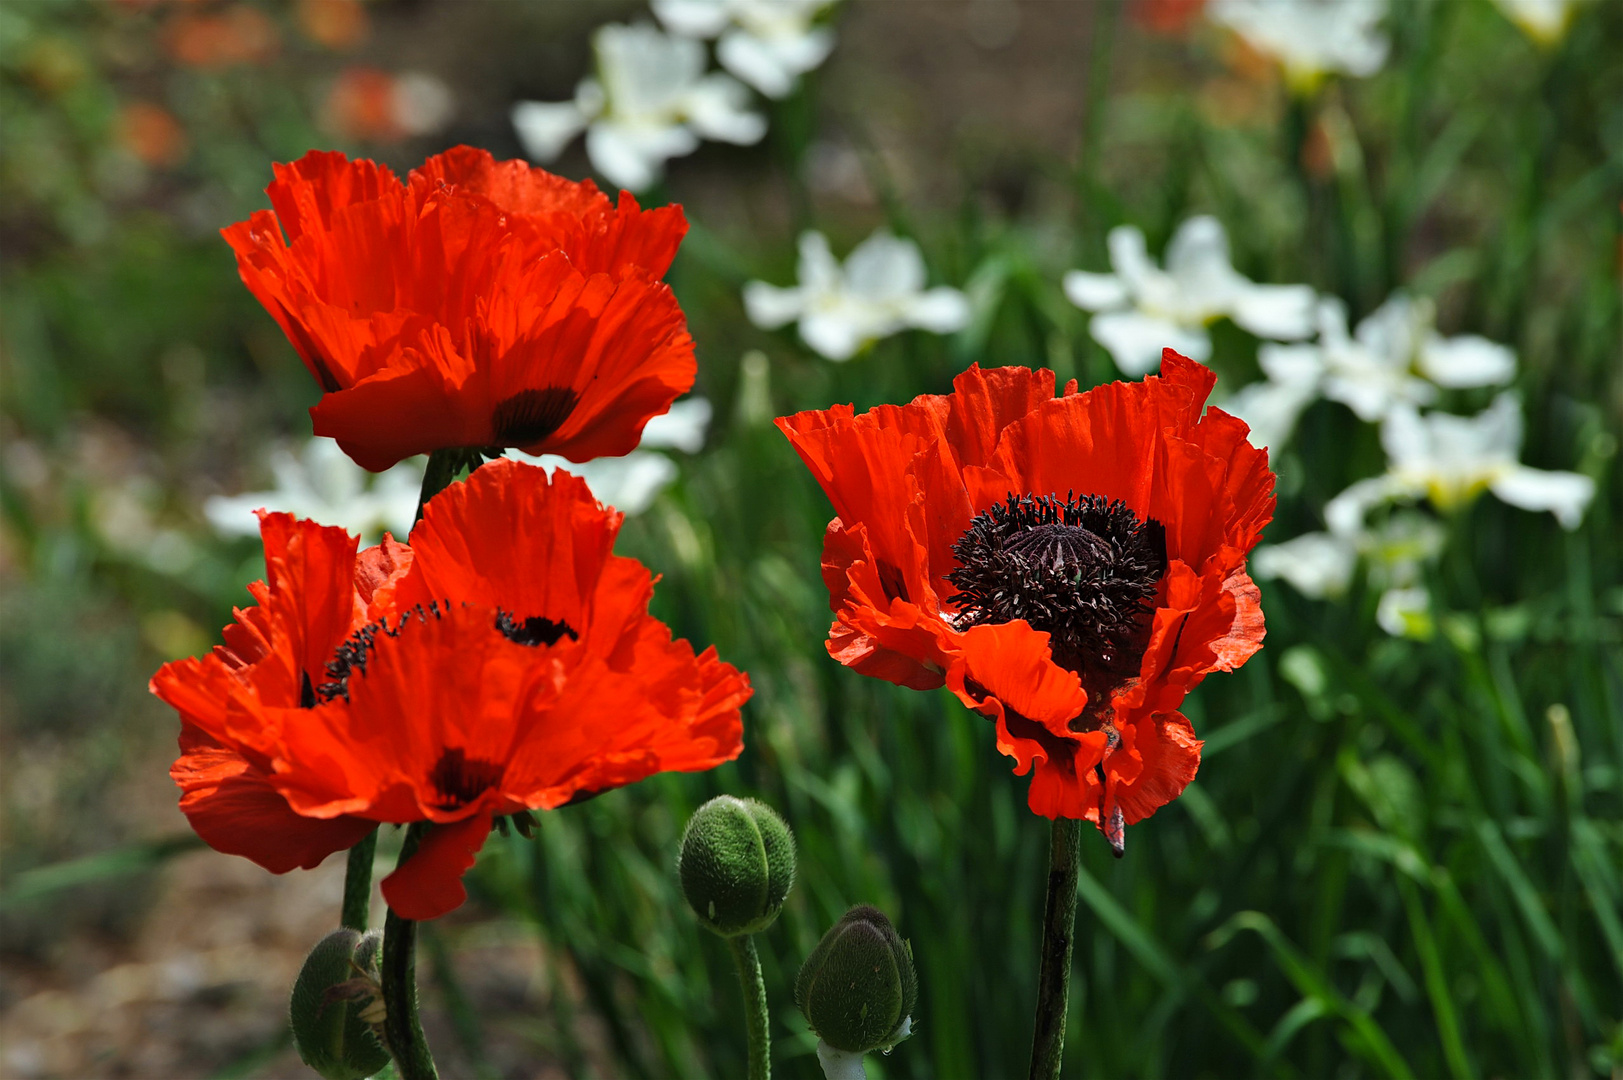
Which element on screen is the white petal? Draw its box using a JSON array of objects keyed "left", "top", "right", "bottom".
[
  {"left": 1165, "top": 216, "right": 1243, "bottom": 311},
  {"left": 596, "top": 22, "right": 707, "bottom": 117},
  {"left": 717, "top": 30, "right": 796, "bottom": 98},
  {"left": 1231, "top": 283, "right": 1318, "bottom": 341},
  {"left": 1105, "top": 226, "right": 1154, "bottom": 291},
  {"left": 843, "top": 231, "right": 926, "bottom": 298},
  {"left": 1252, "top": 532, "right": 1357, "bottom": 598},
  {"left": 1325, "top": 475, "right": 1409, "bottom": 536},
  {"left": 1376, "top": 586, "right": 1433, "bottom": 639},
  {"left": 1088, "top": 310, "right": 1209, "bottom": 376},
  {"left": 511, "top": 101, "right": 590, "bottom": 163},
  {"left": 640, "top": 397, "right": 713, "bottom": 452},
  {"left": 1257, "top": 342, "right": 1326, "bottom": 388},
  {"left": 799, "top": 310, "right": 866, "bottom": 361},
  {"left": 1222, "top": 380, "right": 1315, "bottom": 452},
  {"left": 904, "top": 287, "right": 971, "bottom": 333},
  {"left": 1378, "top": 404, "right": 1433, "bottom": 469},
  {"left": 586, "top": 121, "right": 695, "bottom": 191},
  {"left": 684, "top": 73, "right": 767, "bottom": 144},
  {"left": 795, "top": 231, "right": 841, "bottom": 293},
  {"left": 1062, "top": 270, "right": 1129, "bottom": 312},
  {"left": 650, "top": 0, "right": 730, "bottom": 38},
  {"left": 574, "top": 453, "right": 680, "bottom": 516},
  {"left": 1418, "top": 334, "right": 1517, "bottom": 388},
  {"left": 1489, "top": 467, "right": 1595, "bottom": 530},
  {"left": 203, "top": 493, "right": 274, "bottom": 538},
  {"left": 743, "top": 281, "right": 806, "bottom": 328}
]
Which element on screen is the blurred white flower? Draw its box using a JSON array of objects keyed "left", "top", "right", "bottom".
[
  {"left": 205, "top": 438, "right": 424, "bottom": 543},
  {"left": 653, "top": 0, "right": 838, "bottom": 98},
  {"left": 1063, "top": 217, "right": 1316, "bottom": 377},
  {"left": 1491, "top": 0, "right": 1591, "bottom": 44},
  {"left": 506, "top": 397, "right": 712, "bottom": 515},
  {"left": 1375, "top": 585, "right": 1433, "bottom": 639},
  {"left": 1229, "top": 294, "right": 1517, "bottom": 452},
  {"left": 511, "top": 22, "right": 766, "bottom": 192},
  {"left": 744, "top": 230, "right": 970, "bottom": 361},
  {"left": 1207, "top": 0, "right": 1390, "bottom": 91},
  {"left": 1326, "top": 394, "right": 1595, "bottom": 533},
  {"left": 1253, "top": 511, "right": 1443, "bottom": 599}
]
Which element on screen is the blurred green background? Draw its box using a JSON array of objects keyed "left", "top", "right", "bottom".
[{"left": 1, "top": 1, "right": 1620, "bottom": 1077}]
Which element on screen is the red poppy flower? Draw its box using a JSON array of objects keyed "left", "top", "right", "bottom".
[
  {"left": 151, "top": 459, "right": 749, "bottom": 919},
  {"left": 777, "top": 351, "right": 1272, "bottom": 852},
  {"left": 222, "top": 146, "right": 695, "bottom": 471}
]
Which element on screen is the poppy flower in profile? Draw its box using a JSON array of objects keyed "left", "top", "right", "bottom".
[
  {"left": 777, "top": 350, "right": 1273, "bottom": 853},
  {"left": 151, "top": 459, "right": 750, "bottom": 920},
  {"left": 222, "top": 146, "right": 695, "bottom": 471}
]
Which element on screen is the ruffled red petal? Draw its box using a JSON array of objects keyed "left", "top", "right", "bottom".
[
  {"left": 778, "top": 353, "right": 1273, "bottom": 830},
  {"left": 172, "top": 731, "right": 373, "bottom": 872},
  {"left": 381, "top": 811, "right": 494, "bottom": 921}
]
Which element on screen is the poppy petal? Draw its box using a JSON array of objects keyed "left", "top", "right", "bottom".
[{"left": 380, "top": 811, "right": 495, "bottom": 921}]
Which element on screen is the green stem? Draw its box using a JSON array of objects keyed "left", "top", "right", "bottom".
[
  {"left": 382, "top": 825, "right": 439, "bottom": 1080},
  {"left": 727, "top": 933, "right": 771, "bottom": 1080},
  {"left": 1028, "top": 817, "right": 1082, "bottom": 1080},
  {"left": 340, "top": 828, "right": 378, "bottom": 932},
  {"left": 415, "top": 448, "right": 469, "bottom": 524}
]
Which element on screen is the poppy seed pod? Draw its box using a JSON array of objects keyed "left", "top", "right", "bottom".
[
  {"left": 289, "top": 928, "right": 390, "bottom": 1080},
  {"left": 678, "top": 795, "right": 796, "bottom": 936},
  {"left": 796, "top": 905, "right": 918, "bottom": 1054}
]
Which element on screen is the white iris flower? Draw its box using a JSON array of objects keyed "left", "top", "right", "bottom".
[
  {"left": 1326, "top": 395, "right": 1596, "bottom": 533},
  {"left": 653, "top": 0, "right": 838, "bottom": 99},
  {"left": 1254, "top": 513, "right": 1445, "bottom": 638},
  {"left": 1491, "top": 0, "right": 1592, "bottom": 45},
  {"left": 205, "top": 438, "right": 424, "bottom": 543},
  {"left": 744, "top": 230, "right": 970, "bottom": 361},
  {"left": 1207, "top": 0, "right": 1390, "bottom": 91},
  {"left": 1064, "top": 216, "right": 1317, "bottom": 377},
  {"left": 506, "top": 397, "right": 712, "bottom": 516},
  {"left": 1232, "top": 293, "right": 1517, "bottom": 450},
  {"left": 511, "top": 22, "right": 765, "bottom": 193}
]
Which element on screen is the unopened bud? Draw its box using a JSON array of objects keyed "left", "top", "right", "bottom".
[
  {"left": 796, "top": 905, "right": 918, "bottom": 1055},
  {"left": 289, "top": 928, "right": 391, "bottom": 1080},
  {"left": 678, "top": 795, "right": 796, "bottom": 936}
]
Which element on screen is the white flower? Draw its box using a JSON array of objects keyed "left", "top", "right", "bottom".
[
  {"left": 205, "top": 438, "right": 424, "bottom": 543},
  {"left": 1375, "top": 585, "right": 1433, "bottom": 639},
  {"left": 511, "top": 22, "right": 766, "bottom": 192},
  {"left": 1207, "top": 0, "right": 1390, "bottom": 90},
  {"left": 505, "top": 397, "right": 712, "bottom": 515},
  {"left": 1326, "top": 394, "right": 1595, "bottom": 533},
  {"left": 1491, "top": 0, "right": 1591, "bottom": 44},
  {"left": 744, "top": 230, "right": 970, "bottom": 361},
  {"left": 1231, "top": 293, "right": 1517, "bottom": 451},
  {"left": 1063, "top": 216, "right": 1316, "bottom": 376},
  {"left": 653, "top": 0, "right": 838, "bottom": 98},
  {"left": 1252, "top": 511, "right": 1442, "bottom": 600}
]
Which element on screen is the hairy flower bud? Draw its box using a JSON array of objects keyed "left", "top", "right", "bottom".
[
  {"left": 795, "top": 905, "right": 918, "bottom": 1054},
  {"left": 678, "top": 795, "right": 796, "bottom": 936},
  {"left": 289, "top": 928, "right": 391, "bottom": 1080}
]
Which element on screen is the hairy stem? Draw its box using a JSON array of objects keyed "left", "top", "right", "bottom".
[
  {"left": 382, "top": 825, "right": 438, "bottom": 1080},
  {"left": 727, "top": 933, "right": 771, "bottom": 1080},
  {"left": 415, "top": 448, "right": 471, "bottom": 525},
  {"left": 1028, "top": 817, "right": 1082, "bottom": 1080},
  {"left": 340, "top": 828, "right": 378, "bottom": 932}
]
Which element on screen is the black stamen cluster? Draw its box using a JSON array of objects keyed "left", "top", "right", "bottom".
[
  {"left": 315, "top": 602, "right": 445, "bottom": 703},
  {"left": 947, "top": 493, "right": 1167, "bottom": 702},
  {"left": 495, "top": 611, "right": 578, "bottom": 648}
]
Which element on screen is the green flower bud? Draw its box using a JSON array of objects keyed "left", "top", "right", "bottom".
[
  {"left": 678, "top": 795, "right": 796, "bottom": 936},
  {"left": 796, "top": 905, "right": 918, "bottom": 1055},
  {"left": 289, "top": 928, "right": 391, "bottom": 1080}
]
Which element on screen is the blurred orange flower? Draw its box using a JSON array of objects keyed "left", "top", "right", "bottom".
[
  {"left": 117, "top": 101, "right": 188, "bottom": 168},
  {"left": 322, "top": 66, "right": 453, "bottom": 142},
  {"left": 166, "top": 5, "right": 280, "bottom": 68},
  {"left": 1133, "top": 0, "right": 1205, "bottom": 35},
  {"left": 296, "top": 0, "right": 369, "bottom": 49}
]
